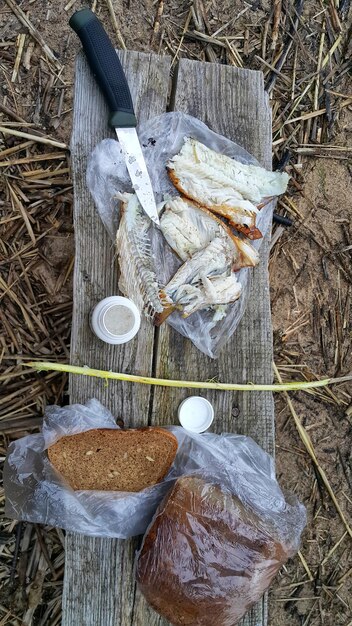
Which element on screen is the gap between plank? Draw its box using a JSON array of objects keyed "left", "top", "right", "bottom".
[
  {"left": 147, "top": 326, "right": 159, "bottom": 426},
  {"left": 148, "top": 59, "right": 179, "bottom": 426},
  {"left": 167, "top": 61, "right": 181, "bottom": 112}
]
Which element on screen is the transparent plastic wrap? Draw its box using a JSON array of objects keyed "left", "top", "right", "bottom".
[
  {"left": 136, "top": 466, "right": 306, "bottom": 626},
  {"left": 87, "top": 112, "right": 275, "bottom": 358},
  {"left": 4, "top": 399, "right": 187, "bottom": 538},
  {"left": 4, "top": 399, "right": 305, "bottom": 544}
]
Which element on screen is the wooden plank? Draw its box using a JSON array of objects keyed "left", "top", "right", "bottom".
[
  {"left": 62, "top": 50, "right": 171, "bottom": 626},
  {"left": 141, "top": 59, "right": 274, "bottom": 626},
  {"left": 65, "top": 53, "right": 273, "bottom": 626}
]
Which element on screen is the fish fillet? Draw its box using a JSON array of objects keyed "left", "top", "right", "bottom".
[
  {"left": 167, "top": 137, "right": 289, "bottom": 235},
  {"left": 165, "top": 238, "right": 231, "bottom": 294},
  {"left": 159, "top": 197, "right": 208, "bottom": 261},
  {"left": 160, "top": 197, "right": 259, "bottom": 270}
]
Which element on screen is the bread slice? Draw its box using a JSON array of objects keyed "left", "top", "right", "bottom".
[{"left": 47, "top": 427, "right": 178, "bottom": 492}]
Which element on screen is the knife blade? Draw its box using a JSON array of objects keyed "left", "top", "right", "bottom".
[{"left": 69, "top": 8, "right": 160, "bottom": 226}]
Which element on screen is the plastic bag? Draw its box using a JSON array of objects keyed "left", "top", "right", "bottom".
[
  {"left": 4, "top": 399, "right": 305, "bottom": 543},
  {"left": 136, "top": 465, "right": 306, "bottom": 626},
  {"left": 4, "top": 399, "right": 184, "bottom": 538},
  {"left": 87, "top": 112, "right": 275, "bottom": 359}
]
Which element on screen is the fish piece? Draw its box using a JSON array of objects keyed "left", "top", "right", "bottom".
[
  {"left": 174, "top": 273, "right": 242, "bottom": 317},
  {"left": 161, "top": 231, "right": 248, "bottom": 321},
  {"left": 232, "top": 236, "right": 260, "bottom": 271},
  {"left": 202, "top": 203, "right": 262, "bottom": 239},
  {"left": 117, "top": 194, "right": 256, "bottom": 326},
  {"left": 160, "top": 197, "right": 259, "bottom": 270},
  {"left": 169, "top": 165, "right": 258, "bottom": 229},
  {"left": 116, "top": 193, "right": 167, "bottom": 318},
  {"left": 159, "top": 197, "right": 207, "bottom": 261},
  {"left": 168, "top": 137, "right": 289, "bottom": 203},
  {"left": 167, "top": 137, "right": 289, "bottom": 233},
  {"left": 233, "top": 223, "right": 263, "bottom": 240},
  {"left": 155, "top": 238, "right": 245, "bottom": 324},
  {"left": 161, "top": 238, "right": 243, "bottom": 319},
  {"left": 165, "top": 238, "right": 233, "bottom": 296}
]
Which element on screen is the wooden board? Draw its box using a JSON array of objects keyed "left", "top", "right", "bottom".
[
  {"left": 64, "top": 51, "right": 273, "bottom": 626},
  {"left": 63, "top": 50, "right": 171, "bottom": 626}
]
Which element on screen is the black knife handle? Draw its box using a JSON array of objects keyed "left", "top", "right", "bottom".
[
  {"left": 69, "top": 8, "right": 136, "bottom": 128},
  {"left": 273, "top": 213, "right": 293, "bottom": 226}
]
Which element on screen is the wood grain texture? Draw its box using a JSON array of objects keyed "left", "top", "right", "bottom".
[
  {"left": 147, "top": 59, "right": 274, "bottom": 626},
  {"left": 63, "top": 50, "right": 171, "bottom": 626},
  {"left": 64, "top": 54, "right": 274, "bottom": 626},
  {"left": 152, "top": 59, "right": 274, "bottom": 448},
  {"left": 69, "top": 50, "right": 171, "bottom": 416}
]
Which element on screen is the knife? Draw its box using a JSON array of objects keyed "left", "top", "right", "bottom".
[{"left": 69, "top": 8, "right": 160, "bottom": 226}]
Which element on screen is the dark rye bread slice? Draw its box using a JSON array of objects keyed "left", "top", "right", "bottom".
[{"left": 47, "top": 428, "right": 178, "bottom": 492}]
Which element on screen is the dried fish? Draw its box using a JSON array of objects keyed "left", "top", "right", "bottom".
[
  {"left": 173, "top": 272, "right": 242, "bottom": 317},
  {"left": 158, "top": 237, "right": 243, "bottom": 321},
  {"left": 166, "top": 237, "right": 233, "bottom": 291},
  {"left": 160, "top": 196, "right": 259, "bottom": 269},
  {"left": 167, "top": 138, "right": 289, "bottom": 237},
  {"left": 116, "top": 193, "right": 165, "bottom": 318},
  {"left": 119, "top": 194, "right": 258, "bottom": 325},
  {"left": 160, "top": 197, "right": 208, "bottom": 260}
]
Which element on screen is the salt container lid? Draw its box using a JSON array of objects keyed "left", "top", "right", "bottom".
[{"left": 178, "top": 396, "right": 214, "bottom": 433}]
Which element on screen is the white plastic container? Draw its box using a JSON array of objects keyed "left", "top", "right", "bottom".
[
  {"left": 90, "top": 296, "right": 141, "bottom": 345},
  {"left": 178, "top": 396, "right": 214, "bottom": 433}
]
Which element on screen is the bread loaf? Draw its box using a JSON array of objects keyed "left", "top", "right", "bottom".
[
  {"left": 136, "top": 475, "right": 290, "bottom": 626},
  {"left": 47, "top": 427, "right": 178, "bottom": 492}
]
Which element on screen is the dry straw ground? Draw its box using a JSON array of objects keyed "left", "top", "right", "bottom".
[{"left": 0, "top": 0, "right": 351, "bottom": 625}]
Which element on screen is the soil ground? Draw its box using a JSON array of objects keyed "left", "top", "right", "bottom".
[{"left": 0, "top": 1, "right": 351, "bottom": 625}]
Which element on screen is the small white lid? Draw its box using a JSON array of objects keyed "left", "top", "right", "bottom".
[
  {"left": 90, "top": 296, "right": 141, "bottom": 345},
  {"left": 178, "top": 396, "right": 214, "bottom": 433}
]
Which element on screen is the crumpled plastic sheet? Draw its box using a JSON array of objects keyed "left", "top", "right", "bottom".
[
  {"left": 4, "top": 399, "right": 305, "bottom": 540},
  {"left": 87, "top": 112, "right": 275, "bottom": 359}
]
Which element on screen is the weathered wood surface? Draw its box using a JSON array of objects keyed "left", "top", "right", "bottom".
[
  {"left": 64, "top": 51, "right": 273, "bottom": 626},
  {"left": 63, "top": 51, "right": 171, "bottom": 626},
  {"left": 149, "top": 59, "right": 273, "bottom": 626}
]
